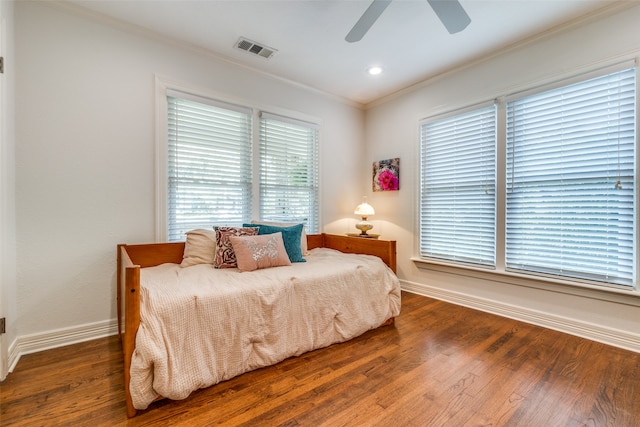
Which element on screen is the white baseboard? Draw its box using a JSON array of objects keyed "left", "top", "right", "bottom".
[
  {"left": 401, "top": 280, "right": 640, "bottom": 353},
  {"left": 8, "top": 319, "right": 118, "bottom": 373}
]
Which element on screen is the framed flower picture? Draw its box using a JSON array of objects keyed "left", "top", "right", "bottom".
[{"left": 373, "top": 158, "right": 400, "bottom": 192}]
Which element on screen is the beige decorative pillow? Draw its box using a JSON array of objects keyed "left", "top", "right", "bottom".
[
  {"left": 251, "top": 220, "right": 308, "bottom": 255},
  {"left": 180, "top": 229, "right": 217, "bottom": 267},
  {"left": 229, "top": 232, "right": 292, "bottom": 272},
  {"left": 214, "top": 226, "right": 259, "bottom": 268}
]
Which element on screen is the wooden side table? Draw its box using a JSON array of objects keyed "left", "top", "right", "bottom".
[{"left": 346, "top": 233, "right": 380, "bottom": 239}]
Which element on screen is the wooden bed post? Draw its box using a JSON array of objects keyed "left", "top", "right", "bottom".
[
  {"left": 116, "top": 245, "right": 123, "bottom": 342},
  {"left": 117, "top": 244, "right": 142, "bottom": 418},
  {"left": 123, "top": 265, "right": 140, "bottom": 418}
]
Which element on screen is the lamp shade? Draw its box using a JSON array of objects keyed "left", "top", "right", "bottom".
[{"left": 354, "top": 198, "right": 375, "bottom": 216}]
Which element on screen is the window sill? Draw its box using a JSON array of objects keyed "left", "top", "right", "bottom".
[{"left": 411, "top": 257, "right": 640, "bottom": 307}]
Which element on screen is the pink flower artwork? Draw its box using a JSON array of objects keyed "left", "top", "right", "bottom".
[{"left": 373, "top": 158, "right": 400, "bottom": 192}]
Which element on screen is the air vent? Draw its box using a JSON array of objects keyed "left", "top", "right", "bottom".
[{"left": 235, "top": 37, "right": 277, "bottom": 60}]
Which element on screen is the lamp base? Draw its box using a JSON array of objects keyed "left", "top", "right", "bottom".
[{"left": 355, "top": 219, "right": 373, "bottom": 235}]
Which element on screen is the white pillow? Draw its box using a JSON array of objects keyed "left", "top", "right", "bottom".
[
  {"left": 250, "top": 220, "right": 308, "bottom": 255},
  {"left": 180, "top": 229, "right": 217, "bottom": 267}
]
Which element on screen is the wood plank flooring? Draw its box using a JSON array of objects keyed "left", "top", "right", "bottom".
[{"left": 1, "top": 291, "right": 639, "bottom": 426}]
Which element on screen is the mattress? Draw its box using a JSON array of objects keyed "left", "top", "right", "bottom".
[{"left": 129, "top": 247, "right": 401, "bottom": 409}]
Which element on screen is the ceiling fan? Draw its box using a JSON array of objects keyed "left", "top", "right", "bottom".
[{"left": 346, "top": 0, "right": 471, "bottom": 43}]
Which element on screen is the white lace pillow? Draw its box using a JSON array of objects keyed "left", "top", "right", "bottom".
[{"left": 229, "top": 232, "right": 292, "bottom": 272}]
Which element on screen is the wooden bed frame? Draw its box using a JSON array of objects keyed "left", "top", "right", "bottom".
[{"left": 117, "top": 233, "right": 397, "bottom": 417}]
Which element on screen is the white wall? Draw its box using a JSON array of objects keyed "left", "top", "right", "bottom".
[
  {"left": 0, "top": 0, "right": 16, "bottom": 380},
  {"left": 365, "top": 4, "right": 640, "bottom": 351},
  {"left": 12, "top": 1, "right": 364, "bottom": 360}
]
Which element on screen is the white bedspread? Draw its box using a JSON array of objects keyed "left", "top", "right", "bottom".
[{"left": 129, "top": 248, "right": 401, "bottom": 409}]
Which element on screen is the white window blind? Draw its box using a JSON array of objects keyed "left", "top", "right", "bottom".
[
  {"left": 167, "top": 95, "right": 252, "bottom": 241},
  {"left": 419, "top": 104, "right": 497, "bottom": 266},
  {"left": 506, "top": 67, "right": 636, "bottom": 287},
  {"left": 259, "top": 113, "right": 319, "bottom": 233}
]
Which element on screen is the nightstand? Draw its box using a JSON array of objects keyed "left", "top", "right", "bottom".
[{"left": 346, "top": 233, "right": 380, "bottom": 239}]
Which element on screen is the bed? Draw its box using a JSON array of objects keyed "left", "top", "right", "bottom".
[{"left": 117, "top": 233, "right": 400, "bottom": 417}]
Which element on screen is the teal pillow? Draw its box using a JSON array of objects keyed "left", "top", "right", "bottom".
[{"left": 243, "top": 223, "right": 306, "bottom": 263}]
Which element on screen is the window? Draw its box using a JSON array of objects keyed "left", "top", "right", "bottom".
[
  {"left": 506, "top": 67, "right": 636, "bottom": 287},
  {"left": 167, "top": 94, "right": 252, "bottom": 242},
  {"left": 419, "top": 104, "right": 497, "bottom": 267},
  {"left": 165, "top": 91, "right": 320, "bottom": 241},
  {"left": 418, "top": 66, "right": 637, "bottom": 290},
  {"left": 259, "top": 113, "right": 319, "bottom": 232}
]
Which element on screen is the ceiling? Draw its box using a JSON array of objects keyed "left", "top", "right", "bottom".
[{"left": 65, "top": 0, "right": 619, "bottom": 105}]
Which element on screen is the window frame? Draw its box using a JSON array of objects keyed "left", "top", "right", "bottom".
[
  {"left": 156, "top": 79, "right": 321, "bottom": 242},
  {"left": 505, "top": 67, "right": 636, "bottom": 288},
  {"left": 419, "top": 102, "right": 498, "bottom": 268},
  {"left": 258, "top": 112, "right": 320, "bottom": 232},
  {"left": 414, "top": 62, "right": 638, "bottom": 295},
  {"left": 165, "top": 91, "right": 254, "bottom": 242}
]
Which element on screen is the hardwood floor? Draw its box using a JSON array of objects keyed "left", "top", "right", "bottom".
[{"left": 1, "top": 291, "right": 639, "bottom": 426}]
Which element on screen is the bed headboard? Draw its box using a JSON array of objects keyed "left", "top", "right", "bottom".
[
  {"left": 307, "top": 233, "right": 396, "bottom": 273},
  {"left": 119, "top": 233, "right": 396, "bottom": 273}
]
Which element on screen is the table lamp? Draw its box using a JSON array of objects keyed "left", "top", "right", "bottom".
[{"left": 354, "top": 197, "right": 375, "bottom": 236}]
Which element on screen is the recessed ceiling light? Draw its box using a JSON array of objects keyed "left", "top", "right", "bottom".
[{"left": 367, "top": 66, "right": 383, "bottom": 76}]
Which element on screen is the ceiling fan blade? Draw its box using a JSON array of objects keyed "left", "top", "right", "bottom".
[
  {"left": 345, "top": 0, "right": 392, "bottom": 43},
  {"left": 427, "top": 0, "right": 471, "bottom": 34}
]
